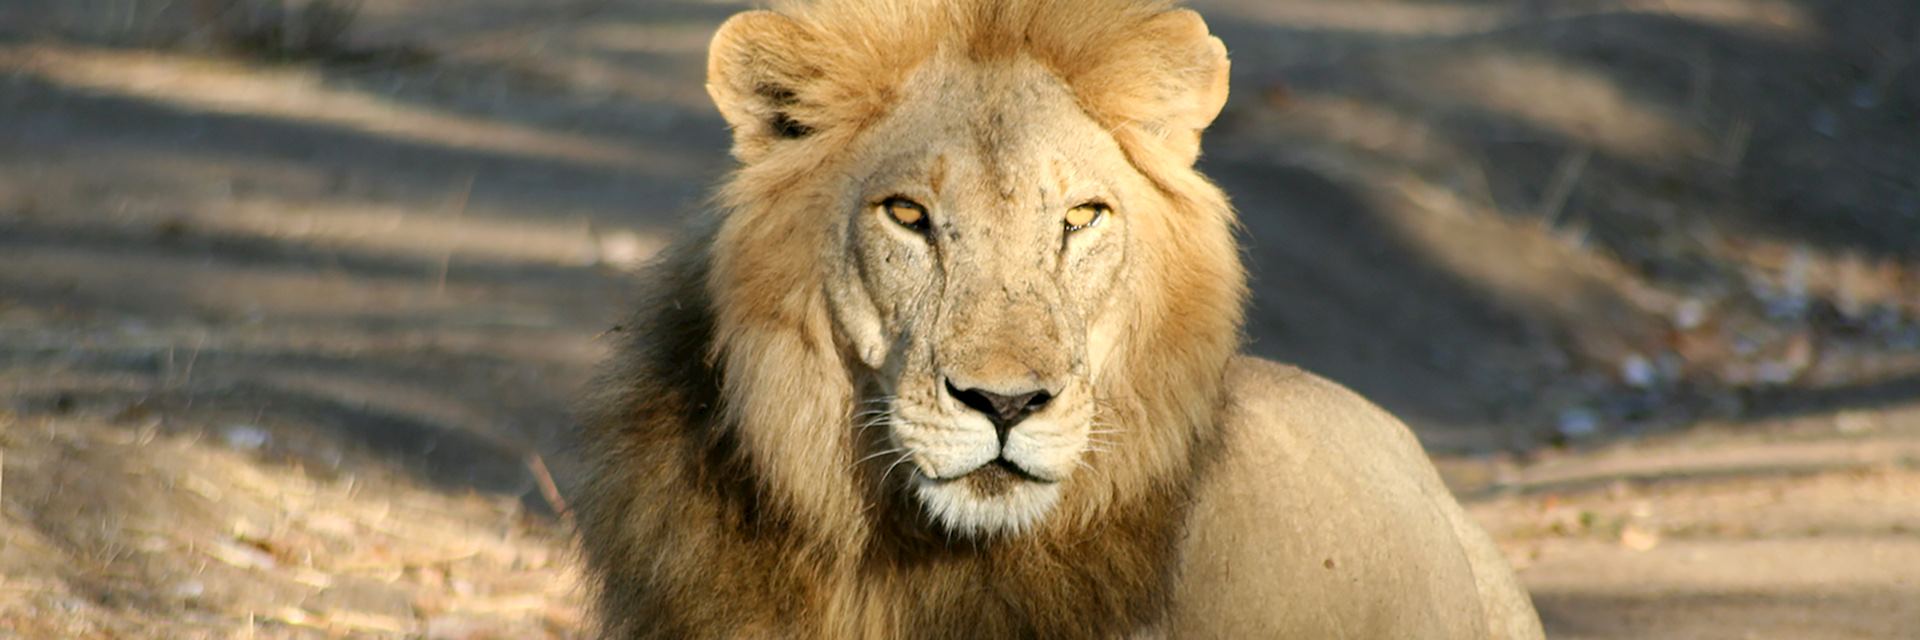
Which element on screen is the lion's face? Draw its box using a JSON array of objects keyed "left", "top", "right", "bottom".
[
  {"left": 702, "top": 4, "right": 1237, "bottom": 539},
  {"left": 823, "top": 56, "right": 1144, "bottom": 535}
]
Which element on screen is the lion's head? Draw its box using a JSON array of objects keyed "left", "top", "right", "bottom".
[{"left": 700, "top": 0, "right": 1244, "bottom": 539}]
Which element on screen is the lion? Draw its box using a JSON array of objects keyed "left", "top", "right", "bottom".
[{"left": 573, "top": 0, "right": 1545, "bottom": 637}]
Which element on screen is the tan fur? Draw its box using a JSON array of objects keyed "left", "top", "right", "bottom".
[{"left": 575, "top": 1, "right": 1542, "bottom": 637}]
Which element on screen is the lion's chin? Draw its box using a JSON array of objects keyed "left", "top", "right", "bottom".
[{"left": 913, "top": 471, "right": 1063, "bottom": 538}]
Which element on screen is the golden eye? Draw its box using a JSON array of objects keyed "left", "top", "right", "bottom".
[
  {"left": 883, "top": 197, "right": 928, "bottom": 231},
  {"left": 1065, "top": 203, "right": 1108, "bottom": 232}
]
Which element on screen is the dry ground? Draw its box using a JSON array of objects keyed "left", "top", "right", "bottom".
[{"left": 1, "top": 0, "right": 1917, "bottom": 637}]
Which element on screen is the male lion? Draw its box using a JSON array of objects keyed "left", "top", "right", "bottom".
[{"left": 575, "top": 0, "right": 1545, "bottom": 637}]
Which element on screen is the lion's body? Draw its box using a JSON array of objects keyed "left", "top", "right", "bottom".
[
  {"left": 574, "top": 0, "right": 1542, "bottom": 637},
  {"left": 1173, "top": 359, "right": 1542, "bottom": 638},
  {"left": 580, "top": 254, "right": 1542, "bottom": 639}
]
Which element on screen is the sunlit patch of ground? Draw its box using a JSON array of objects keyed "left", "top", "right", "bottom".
[
  {"left": 2, "top": 46, "right": 694, "bottom": 177},
  {"left": 0, "top": 410, "right": 584, "bottom": 638},
  {"left": 1442, "top": 400, "right": 1920, "bottom": 639}
]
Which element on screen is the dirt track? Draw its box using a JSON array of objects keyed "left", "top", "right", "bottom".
[{"left": 2, "top": 0, "right": 1917, "bottom": 637}]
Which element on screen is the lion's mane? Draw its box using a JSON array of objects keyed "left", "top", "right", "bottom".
[{"left": 575, "top": 1, "right": 1245, "bottom": 636}]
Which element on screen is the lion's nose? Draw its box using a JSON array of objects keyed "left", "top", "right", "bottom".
[{"left": 944, "top": 379, "right": 1054, "bottom": 443}]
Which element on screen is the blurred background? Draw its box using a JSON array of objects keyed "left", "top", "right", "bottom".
[{"left": 1, "top": 0, "right": 1916, "bottom": 637}]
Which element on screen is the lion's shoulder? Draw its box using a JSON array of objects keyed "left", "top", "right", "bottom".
[
  {"left": 1221, "top": 357, "right": 1429, "bottom": 466},
  {"left": 1167, "top": 356, "right": 1493, "bottom": 637},
  {"left": 1211, "top": 356, "right": 1454, "bottom": 516}
]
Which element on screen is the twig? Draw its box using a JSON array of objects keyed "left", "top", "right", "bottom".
[
  {"left": 121, "top": 0, "right": 140, "bottom": 39},
  {"left": 332, "top": 549, "right": 477, "bottom": 573},
  {"left": 435, "top": 172, "right": 476, "bottom": 297},
  {"left": 177, "top": 332, "right": 208, "bottom": 391},
  {"left": 1466, "top": 155, "right": 1499, "bottom": 213},
  {"left": 0, "top": 581, "right": 64, "bottom": 593},
  {"left": 1537, "top": 147, "right": 1592, "bottom": 229},
  {"left": 1718, "top": 118, "right": 1752, "bottom": 177},
  {"left": 525, "top": 452, "right": 571, "bottom": 525}
]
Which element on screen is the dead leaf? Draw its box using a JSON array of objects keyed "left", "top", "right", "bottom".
[{"left": 1620, "top": 524, "right": 1661, "bottom": 552}]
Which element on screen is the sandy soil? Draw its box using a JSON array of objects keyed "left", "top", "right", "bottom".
[
  {"left": 1, "top": 0, "right": 1916, "bottom": 637},
  {"left": 0, "top": 411, "right": 580, "bottom": 638}
]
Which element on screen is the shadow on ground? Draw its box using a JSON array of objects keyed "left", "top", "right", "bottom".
[{"left": 1, "top": 0, "right": 1916, "bottom": 504}]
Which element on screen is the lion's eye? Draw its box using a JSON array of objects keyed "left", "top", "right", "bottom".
[
  {"left": 1065, "top": 203, "right": 1108, "bottom": 232},
  {"left": 883, "top": 197, "right": 929, "bottom": 232}
]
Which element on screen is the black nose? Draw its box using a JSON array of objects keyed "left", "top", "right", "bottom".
[{"left": 946, "top": 380, "right": 1054, "bottom": 442}]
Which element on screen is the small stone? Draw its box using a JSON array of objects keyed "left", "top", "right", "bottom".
[
  {"left": 171, "top": 580, "right": 205, "bottom": 600},
  {"left": 1756, "top": 362, "right": 1797, "bottom": 385},
  {"left": 1673, "top": 299, "right": 1709, "bottom": 330},
  {"left": 222, "top": 425, "right": 270, "bottom": 451},
  {"left": 1557, "top": 408, "right": 1601, "bottom": 439},
  {"left": 1836, "top": 411, "right": 1878, "bottom": 434},
  {"left": 1850, "top": 84, "right": 1880, "bottom": 109},
  {"left": 1620, "top": 354, "right": 1657, "bottom": 388}
]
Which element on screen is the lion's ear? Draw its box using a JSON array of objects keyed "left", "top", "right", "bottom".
[
  {"left": 1130, "top": 9, "right": 1230, "bottom": 165},
  {"left": 707, "top": 11, "right": 820, "bottom": 163}
]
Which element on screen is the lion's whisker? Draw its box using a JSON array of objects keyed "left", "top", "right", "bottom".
[
  {"left": 880, "top": 452, "right": 915, "bottom": 488},
  {"left": 852, "top": 447, "right": 907, "bottom": 469},
  {"left": 854, "top": 416, "right": 892, "bottom": 433}
]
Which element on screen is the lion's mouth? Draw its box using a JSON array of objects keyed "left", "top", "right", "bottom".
[{"left": 926, "top": 456, "right": 1057, "bottom": 496}]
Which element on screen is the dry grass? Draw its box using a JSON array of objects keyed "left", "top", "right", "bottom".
[{"left": 0, "top": 412, "right": 584, "bottom": 638}]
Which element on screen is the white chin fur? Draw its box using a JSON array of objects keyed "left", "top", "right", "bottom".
[{"left": 913, "top": 477, "right": 1063, "bottom": 537}]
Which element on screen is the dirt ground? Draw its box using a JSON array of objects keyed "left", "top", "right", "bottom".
[{"left": 1, "top": 0, "right": 1916, "bottom": 637}]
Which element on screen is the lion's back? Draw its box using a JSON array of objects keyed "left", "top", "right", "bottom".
[{"left": 1167, "top": 357, "right": 1543, "bottom": 639}]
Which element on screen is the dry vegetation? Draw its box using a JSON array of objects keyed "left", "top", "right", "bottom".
[
  {"left": 0, "top": 409, "right": 581, "bottom": 638},
  {"left": 0, "top": 0, "right": 1916, "bottom": 637}
]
